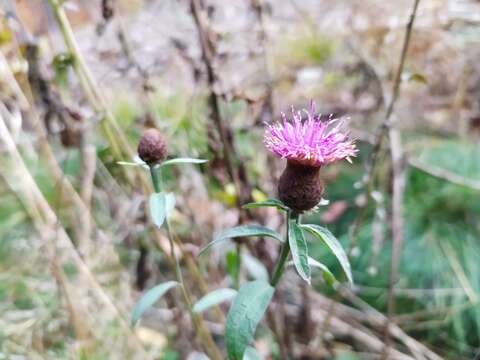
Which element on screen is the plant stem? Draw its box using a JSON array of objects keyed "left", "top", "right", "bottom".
[
  {"left": 148, "top": 165, "right": 222, "bottom": 360},
  {"left": 149, "top": 166, "right": 161, "bottom": 193},
  {"left": 270, "top": 237, "right": 290, "bottom": 287},
  {"left": 233, "top": 242, "right": 242, "bottom": 289},
  {"left": 271, "top": 211, "right": 299, "bottom": 287}
]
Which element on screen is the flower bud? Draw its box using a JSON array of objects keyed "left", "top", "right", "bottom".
[
  {"left": 137, "top": 128, "right": 167, "bottom": 165},
  {"left": 278, "top": 161, "right": 324, "bottom": 212}
]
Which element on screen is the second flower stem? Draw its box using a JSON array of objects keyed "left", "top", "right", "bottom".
[{"left": 149, "top": 165, "right": 222, "bottom": 360}]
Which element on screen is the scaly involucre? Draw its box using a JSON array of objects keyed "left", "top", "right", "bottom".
[{"left": 264, "top": 102, "right": 357, "bottom": 166}]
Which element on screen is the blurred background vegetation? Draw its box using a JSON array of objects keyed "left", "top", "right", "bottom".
[{"left": 0, "top": 0, "right": 479, "bottom": 359}]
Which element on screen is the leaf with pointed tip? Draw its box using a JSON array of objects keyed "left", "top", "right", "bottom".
[
  {"left": 199, "top": 225, "right": 283, "bottom": 255},
  {"left": 300, "top": 224, "right": 353, "bottom": 285},
  {"left": 160, "top": 158, "right": 208, "bottom": 167},
  {"left": 149, "top": 192, "right": 175, "bottom": 228},
  {"left": 288, "top": 219, "right": 311, "bottom": 284},
  {"left": 118, "top": 156, "right": 149, "bottom": 169},
  {"left": 308, "top": 257, "right": 337, "bottom": 287},
  {"left": 286, "top": 257, "right": 336, "bottom": 287},
  {"left": 131, "top": 281, "right": 179, "bottom": 326},
  {"left": 226, "top": 280, "right": 274, "bottom": 360},
  {"left": 242, "top": 199, "right": 288, "bottom": 211},
  {"left": 193, "top": 288, "right": 237, "bottom": 314},
  {"left": 117, "top": 161, "right": 140, "bottom": 167}
]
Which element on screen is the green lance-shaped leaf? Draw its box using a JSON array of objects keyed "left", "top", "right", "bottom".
[
  {"left": 300, "top": 224, "right": 353, "bottom": 285},
  {"left": 288, "top": 219, "right": 311, "bottom": 284},
  {"left": 225, "top": 280, "right": 274, "bottom": 360},
  {"left": 160, "top": 158, "right": 208, "bottom": 167},
  {"left": 117, "top": 155, "right": 149, "bottom": 169},
  {"left": 117, "top": 161, "right": 141, "bottom": 167},
  {"left": 131, "top": 281, "right": 179, "bottom": 326},
  {"left": 286, "top": 257, "right": 336, "bottom": 287},
  {"left": 193, "top": 288, "right": 238, "bottom": 314},
  {"left": 199, "top": 225, "right": 283, "bottom": 255},
  {"left": 149, "top": 192, "right": 175, "bottom": 228},
  {"left": 242, "top": 199, "right": 288, "bottom": 211},
  {"left": 308, "top": 257, "right": 337, "bottom": 287}
]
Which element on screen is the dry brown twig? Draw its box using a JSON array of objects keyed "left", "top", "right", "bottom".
[
  {"left": 382, "top": 1, "right": 421, "bottom": 358},
  {"left": 189, "top": 0, "right": 253, "bottom": 206}
]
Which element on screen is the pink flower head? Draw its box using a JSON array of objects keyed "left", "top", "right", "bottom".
[{"left": 264, "top": 101, "right": 357, "bottom": 167}]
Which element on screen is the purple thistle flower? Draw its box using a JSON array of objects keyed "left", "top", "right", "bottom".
[{"left": 264, "top": 102, "right": 357, "bottom": 167}]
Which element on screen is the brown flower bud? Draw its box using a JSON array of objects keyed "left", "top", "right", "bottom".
[
  {"left": 278, "top": 160, "right": 324, "bottom": 212},
  {"left": 137, "top": 128, "right": 167, "bottom": 165}
]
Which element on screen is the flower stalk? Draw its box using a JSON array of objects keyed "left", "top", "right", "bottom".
[
  {"left": 148, "top": 165, "right": 223, "bottom": 360},
  {"left": 233, "top": 242, "right": 242, "bottom": 290},
  {"left": 270, "top": 211, "right": 299, "bottom": 287}
]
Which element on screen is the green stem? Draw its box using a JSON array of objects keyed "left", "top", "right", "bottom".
[
  {"left": 270, "top": 211, "right": 299, "bottom": 287},
  {"left": 149, "top": 166, "right": 161, "bottom": 193},
  {"left": 149, "top": 165, "right": 187, "bottom": 301},
  {"left": 148, "top": 165, "right": 222, "bottom": 360},
  {"left": 233, "top": 242, "right": 242, "bottom": 290}
]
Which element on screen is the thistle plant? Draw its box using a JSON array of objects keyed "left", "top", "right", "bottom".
[
  {"left": 125, "top": 128, "right": 222, "bottom": 359},
  {"left": 127, "top": 102, "right": 357, "bottom": 359}
]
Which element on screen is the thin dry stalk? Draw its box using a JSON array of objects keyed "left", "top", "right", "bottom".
[
  {"left": 383, "top": 127, "right": 407, "bottom": 358},
  {"left": 363, "top": 0, "right": 421, "bottom": 188},
  {"left": 189, "top": 0, "right": 252, "bottom": 206},
  {"left": 47, "top": 0, "right": 129, "bottom": 160},
  {"left": 79, "top": 133, "right": 96, "bottom": 257},
  {"left": 381, "top": 1, "right": 421, "bottom": 356},
  {"left": 348, "top": 0, "right": 422, "bottom": 248},
  {"left": 51, "top": 261, "right": 95, "bottom": 354}
]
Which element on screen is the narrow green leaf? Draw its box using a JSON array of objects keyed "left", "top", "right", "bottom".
[
  {"left": 308, "top": 257, "right": 337, "bottom": 287},
  {"left": 286, "top": 257, "right": 336, "bottom": 287},
  {"left": 149, "top": 192, "right": 175, "bottom": 228},
  {"left": 288, "top": 219, "right": 311, "bottom": 284},
  {"left": 199, "top": 225, "right": 283, "bottom": 255},
  {"left": 118, "top": 156, "right": 149, "bottom": 169},
  {"left": 242, "top": 199, "right": 288, "bottom": 211},
  {"left": 243, "top": 346, "right": 262, "bottom": 360},
  {"left": 117, "top": 161, "right": 140, "bottom": 167},
  {"left": 193, "top": 288, "right": 237, "bottom": 314},
  {"left": 300, "top": 224, "right": 353, "bottom": 285},
  {"left": 226, "top": 280, "right": 274, "bottom": 360},
  {"left": 131, "top": 281, "right": 179, "bottom": 326},
  {"left": 160, "top": 158, "right": 208, "bottom": 167}
]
